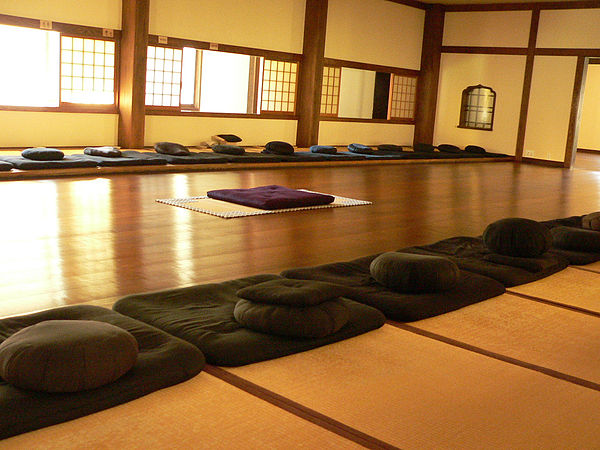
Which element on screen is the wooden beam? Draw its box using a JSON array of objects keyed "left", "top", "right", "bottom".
[
  {"left": 515, "top": 7, "right": 540, "bottom": 161},
  {"left": 296, "top": 0, "right": 328, "bottom": 148},
  {"left": 413, "top": 4, "right": 444, "bottom": 147},
  {"left": 564, "top": 56, "right": 588, "bottom": 169},
  {"left": 118, "top": 0, "right": 149, "bottom": 149}
]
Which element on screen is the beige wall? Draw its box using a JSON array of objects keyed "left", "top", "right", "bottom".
[
  {"left": 443, "top": 11, "right": 531, "bottom": 48},
  {"left": 578, "top": 64, "right": 600, "bottom": 151},
  {"left": 149, "top": 0, "right": 305, "bottom": 53},
  {"left": 537, "top": 9, "right": 600, "bottom": 49},
  {"left": 434, "top": 53, "right": 526, "bottom": 155},
  {"left": 0, "top": 111, "right": 118, "bottom": 148},
  {"left": 145, "top": 116, "right": 297, "bottom": 147},
  {"left": 524, "top": 56, "right": 577, "bottom": 162},
  {"left": 0, "top": 0, "right": 121, "bottom": 29},
  {"left": 319, "top": 122, "right": 414, "bottom": 146},
  {"left": 325, "top": 0, "right": 424, "bottom": 69}
]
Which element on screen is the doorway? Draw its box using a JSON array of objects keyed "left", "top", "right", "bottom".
[{"left": 572, "top": 58, "right": 600, "bottom": 169}]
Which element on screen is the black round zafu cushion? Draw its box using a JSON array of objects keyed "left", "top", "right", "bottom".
[
  {"left": 217, "top": 134, "right": 242, "bottom": 143},
  {"left": 237, "top": 279, "right": 347, "bottom": 306},
  {"left": 437, "top": 144, "right": 462, "bottom": 153},
  {"left": 483, "top": 218, "right": 552, "bottom": 257},
  {"left": 0, "top": 320, "right": 138, "bottom": 393},
  {"left": 348, "top": 143, "right": 374, "bottom": 154},
  {"left": 370, "top": 252, "right": 460, "bottom": 293},
  {"left": 582, "top": 212, "right": 600, "bottom": 231},
  {"left": 551, "top": 226, "right": 600, "bottom": 252},
  {"left": 264, "top": 141, "right": 294, "bottom": 155},
  {"left": 377, "top": 144, "right": 404, "bottom": 152},
  {"left": 154, "top": 142, "right": 190, "bottom": 156},
  {"left": 465, "top": 145, "right": 486, "bottom": 154},
  {"left": 413, "top": 143, "right": 435, "bottom": 153},
  {"left": 211, "top": 144, "right": 245, "bottom": 155},
  {"left": 233, "top": 299, "right": 349, "bottom": 338},
  {"left": 21, "top": 148, "right": 64, "bottom": 161}
]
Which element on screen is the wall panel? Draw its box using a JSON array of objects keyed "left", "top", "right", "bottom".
[
  {"left": 434, "top": 53, "right": 526, "bottom": 155},
  {"left": 318, "top": 122, "right": 414, "bottom": 146},
  {"left": 537, "top": 9, "right": 600, "bottom": 49},
  {"left": 577, "top": 64, "right": 600, "bottom": 151},
  {"left": 443, "top": 11, "right": 531, "bottom": 48},
  {"left": 524, "top": 56, "right": 577, "bottom": 162}
]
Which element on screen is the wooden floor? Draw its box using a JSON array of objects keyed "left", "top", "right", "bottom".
[{"left": 2, "top": 160, "right": 600, "bottom": 318}]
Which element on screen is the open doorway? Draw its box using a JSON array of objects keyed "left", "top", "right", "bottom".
[{"left": 574, "top": 58, "right": 600, "bottom": 170}]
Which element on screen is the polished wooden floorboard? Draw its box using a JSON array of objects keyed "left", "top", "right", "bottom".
[{"left": 2, "top": 161, "right": 599, "bottom": 317}]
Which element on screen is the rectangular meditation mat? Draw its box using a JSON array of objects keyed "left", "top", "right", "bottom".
[
  {"left": 281, "top": 253, "right": 505, "bottom": 321},
  {"left": 121, "top": 150, "right": 229, "bottom": 164},
  {"left": 0, "top": 161, "right": 13, "bottom": 171},
  {"left": 409, "top": 292, "right": 600, "bottom": 386},
  {"left": 0, "top": 155, "right": 98, "bottom": 170},
  {"left": 0, "top": 305, "right": 204, "bottom": 440},
  {"left": 540, "top": 214, "right": 600, "bottom": 264},
  {"left": 508, "top": 266, "right": 600, "bottom": 314},
  {"left": 219, "top": 152, "right": 284, "bottom": 163},
  {"left": 225, "top": 324, "right": 600, "bottom": 449},
  {"left": 113, "top": 274, "right": 385, "bottom": 366},
  {"left": 2, "top": 373, "right": 361, "bottom": 449},
  {"left": 70, "top": 153, "right": 167, "bottom": 167},
  {"left": 399, "top": 236, "right": 569, "bottom": 287},
  {"left": 157, "top": 191, "right": 371, "bottom": 219},
  {"left": 207, "top": 185, "right": 334, "bottom": 210}
]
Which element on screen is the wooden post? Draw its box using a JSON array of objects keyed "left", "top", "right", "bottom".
[
  {"left": 413, "top": 4, "right": 444, "bottom": 147},
  {"left": 118, "top": 0, "right": 149, "bottom": 149},
  {"left": 296, "top": 0, "right": 328, "bottom": 148}
]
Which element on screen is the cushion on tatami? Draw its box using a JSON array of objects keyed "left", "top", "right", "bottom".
[
  {"left": 225, "top": 325, "right": 600, "bottom": 449},
  {"left": 121, "top": 150, "right": 228, "bottom": 164},
  {"left": 71, "top": 153, "right": 167, "bottom": 167},
  {"left": 207, "top": 185, "right": 334, "bottom": 210},
  {"left": 113, "top": 274, "right": 385, "bottom": 366},
  {"left": 540, "top": 215, "right": 600, "bottom": 264},
  {"left": 1, "top": 373, "right": 362, "bottom": 449},
  {"left": 409, "top": 292, "right": 600, "bottom": 385},
  {"left": 508, "top": 266, "right": 600, "bottom": 314},
  {"left": 281, "top": 253, "right": 505, "bottom": 321},
  {"left": 0, "top": 305, "right": 205, "bottom": 440},
  {"left": 398, "top": 236, "right": 568, "bottom": 287},
  {"left": 0, "top": 155, "right": 98, "bottom": 170}
]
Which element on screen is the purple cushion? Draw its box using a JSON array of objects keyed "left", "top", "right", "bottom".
[{"left": 207, "top": 185, "right": 335, "bottom": 210}]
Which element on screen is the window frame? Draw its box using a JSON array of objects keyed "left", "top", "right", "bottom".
[
  {"left": 0, "top": 14, "right": 120, "bottom": 114},
  {"left": 319, "top": 58, "right": 419, "bottom": 125},
  {"left": 144, "top": 34, "right": 301, "bottom": 120},
  {"left": 458, "top": 84, "right": 496, "bottom": 131}
]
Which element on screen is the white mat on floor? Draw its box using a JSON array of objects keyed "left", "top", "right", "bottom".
[{"left": 156, "top": 191, "right": 371, "bottom": 219}]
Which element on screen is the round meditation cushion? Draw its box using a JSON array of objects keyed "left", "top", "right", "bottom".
[
  {"left": 370, "top": 252, "right": 460, "bottom": 293},
  {"left": 483, "top": 218, "right": 551, "bottom": 257},
  {"left": 154, "top": 142, "right": 190, "bottom": 156},
  {"left": 437, "top": 144, "right": 461, "bottom": 153},
  {"left": 21, "top": 148, "right": 64, "bottom": 161},
  {"left": 211, "top": 144, "right": 245, "bottom": 155},
  {"left": 264, "top": 141, "right": 294, "bottom": 155},
  {"left": 0, "top": 320, "right": 138, "bottom": 393},
  {"left": 582, "top": 212, "right": 600, "bottom": 231},
  {"left": 465, "top": 145, "right": 486, "bottom": 154},
  {"left": 236, "top": 279, "right": 347, "bottom": 306},
  {"left": 233, "top": 299, "right": 349, "bottom": 338},
  {"left": 551, "top": 226, "right": 600, "bottom": 252}
]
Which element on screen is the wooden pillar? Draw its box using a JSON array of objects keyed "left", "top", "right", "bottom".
[
  {"left": 564, "top": 56, "right": 588, "bottom": 169},
  {"left": 515, "top": 7, "right": 540, "bottom": 161},
  {"left": 296, "top": 0, "right": 328, "bottom": 148},
  {"left": 413, "top": 4, "right": 444, "bottom": 147},
  {"left": 118, "top": 0, "right": 149, "bottom": 149}
]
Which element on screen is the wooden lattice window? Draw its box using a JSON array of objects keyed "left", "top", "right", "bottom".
[
  {"left": 60, "top": 36, "right": 115, "bottom": 104},
  {"left": 459, "top": 84, "right": 496, "bottom": 131},
  {"left": 320, "top": 66, "right": 341, "bottom": 116},
  {"left": 145, "top": 46, "right": 182, "bottom": 107},
  {"left": 260, "top": 59, "right": 297, "bottom": 113},
  {"left": 388, "top": 74, "right": 417, "bottom": 120}
]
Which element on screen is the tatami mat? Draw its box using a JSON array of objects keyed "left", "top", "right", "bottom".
[
  {"left": 1, "top": 373, "right": 361, "bottom": 449},
  {"left": 407, "top": 293, "right": 600, "bottom": 386},
  {"left": 226, "top": 325, "right": 600, "bottom": 449},
  {"left": 508, "top": 267, "right": 600, "bottom": 314},
  {"left": 157, "top": 192, "right": 371, "bottom": 219},
  {"left": 577, "top": 260, "right": 600, "bottom": 273}
]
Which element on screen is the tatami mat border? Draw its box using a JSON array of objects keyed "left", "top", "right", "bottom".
[
  {"left": 204, "top": 365, "right": 398, "bottom": 450},
  {"left": 506, "top": 290, "right": 600, "bottom": 318},
  {"left": 388, "top": 321, "right": 600, "bottom": 392}
]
